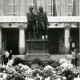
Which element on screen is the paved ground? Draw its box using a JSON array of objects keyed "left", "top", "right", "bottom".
[
  {"left": 50, "top": 54, "right": 71, "bottom": 64},
  {"left": 0, "top": 54, "right": 72, "bottom": 66},
  {"left": 12, "top": 54, "right": 71, "bottom": 64}
]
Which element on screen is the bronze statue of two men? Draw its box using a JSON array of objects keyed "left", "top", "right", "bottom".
[{"left": 26, "top": 6, "right": 50, "bottom": 39}]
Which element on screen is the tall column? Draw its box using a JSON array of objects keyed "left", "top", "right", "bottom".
[
  {"left": 79, "top": 23, "right": 80, "bottom": 53},
  {"left": 79, "top": 0, "right": 80, "bottom": 53},
  {"left": 0, "top": 28, "right": 2, "bottom": 55},
  {"left": 64, "top": 28, "right": 70, "bottom": 54},
  {"left": 19, "top": 27, "right": 25, "bottom": 55}
]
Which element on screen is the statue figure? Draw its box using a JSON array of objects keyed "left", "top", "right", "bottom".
[
  {"left": 26, "top": 6, "right": 37, "bottom": 39},
  {"left": 37, "top": 6, "right": 50, "bottom": 39}
]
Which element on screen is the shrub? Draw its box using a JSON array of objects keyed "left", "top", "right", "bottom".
[
  {"left": 46, "top": 59, "right": 60, "bottom": 68},
  {"left": 0, "top": 67, "right": 5, "bottom": 72},
  {"left": 12, "top": 57, "right": 30, "bottom": 66},
  {"left": 47, "top": 59, "right": 55, "bottom": 65},
  {"left": 43, "top": 69, "right": 53, "bottom": 78},
  {"left": 30, "top": 58, "right": 46, "bottom": 67},
  {"left": 6, "top": 73, "right": 25, "bottom": 80},
  {"left": 51, "top": 61, "right": 60, "bottom": 68},
  {"left": 62, "top": 70, "right": 76, "bottom": 80}
]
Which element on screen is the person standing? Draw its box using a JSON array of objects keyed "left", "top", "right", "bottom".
[
  {"left": 77, "top": 53, "right": 80, "bottom": 67},
  {"left": 26, "top": 6, "right": 37, "bottom": 39},
  {"left": 1, "top": 51, "right": 6, "bottom": 65},
  {"left": 74, "top": 49, "right": 78, "bottom": 67},
  {"left": 71, "top": 50, "right": 76, "bottom": 67},
  {"left": 37, "top": 6, "right": 50, "bottom": 39},
  {"left": 9, "top": 50, "right": 12, "bottom": 60},
  {"left": 5, "top": 50, "right": 9, "bottom": 65}
]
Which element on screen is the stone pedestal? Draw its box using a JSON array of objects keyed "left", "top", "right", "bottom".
[{"left": 25, "top": 39, "right": 50, "bottom": 61}]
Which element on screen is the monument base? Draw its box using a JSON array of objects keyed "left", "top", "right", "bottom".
[
  {"left": 25, "top": 39, "right": 50, "bottom": 61},
  {"left": 25, "top": 51, "right": 50, "bottom": 61}
]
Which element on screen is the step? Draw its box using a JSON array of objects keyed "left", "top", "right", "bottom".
[
  {"left": 12, "top": 55, "right": 25, "bottom": 60},
  {"left": 25, "top": 52, "right": 50, "bottom": 61},
  {"left": 12, "top": 54, "right": 71, "bottom": 64}
]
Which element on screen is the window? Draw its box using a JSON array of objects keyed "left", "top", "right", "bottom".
[
  {"left": 27, "top": 0, "right": 34, "bottom": 7},
  {"left": 67, "top": 0, "right": 79, "bottom": 16},
  {"left": 68, "top": 0, "right": 73, "bottom": 4},
  {"left": 67, "top": 0, "right": 73, "bottom": 16},
  {"left": 26, "top": 0, "right": 38, "bottom": 13},
  {"left": 75, "top": 0, "right": 79, "bottom": 16},
  {"left": 68, "top": 5, "right": 73, "bottom": 13},
  {"left": 8, "top": 0, "right": 18, "bottom": 16},
  {"left": 13, "top": 0, "right": 16, "bottom": 4},
  {"left": 26, "top": 0, "right": 54, "bottom": 16},
  {"left": 47, "top": 0, "right": 54, "bottom": 16}
]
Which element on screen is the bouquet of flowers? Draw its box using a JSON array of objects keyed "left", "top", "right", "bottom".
[
  {"left": 6, "top": 72, "right": 25, "bottom": 80},
  {"left": 2, "top": 57, "right": 80, "bottom": 80}
]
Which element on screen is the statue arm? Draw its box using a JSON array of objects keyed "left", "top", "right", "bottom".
[
  {"left": 37, "top": 12, "right": 39, "bottom": 22},
  {"left": 26, "top": 13, "right": 32, "bottom": 22},
  {"left": 45, "top": 13, "right": 50, "bottom": 26},
  {"left": 34, "top": 13, "right": 38, "bottom": 21}
]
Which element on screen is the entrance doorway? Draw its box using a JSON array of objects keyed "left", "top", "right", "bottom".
[
  {"left": 48, "top": 28, "right": 64, "bottom": 54},
  {"left": 70, "top": 28, "right": 79, "bottom": 52},
  {"left": 2, "top": 28, "right": 19, "bottom": 55},
  {"left": 48, "top": 28, "right": 59, "bottom": 54}
]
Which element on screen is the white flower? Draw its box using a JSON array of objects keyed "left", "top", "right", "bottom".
[
  {"left": 56, "top": 78, "right": 61, "bottom": 80},
  {"left": 0, "top": 73, "right": 7, "bottom": 79},
  {"left": 45, "top": 77, "right": 50, "bottom": 80},
  {"left": 7, "top": 60, "right": 14, "bottom": 66},
  {"left": 21, "top": 65, "right": 31, "bottom": 70},
  {"left": 18, "top": 63, "right": 24, "bottom": 67},
  {"left": 44, "top": 65, "right": 54, "bottom": 71},
  {"left": 25, "top": 78, "right": 35, "bottom": 80},
  {"left": 67, "top": 64, "right": 73, "bottom": 69},
  {"left": 60, "top": 63, "right": 73, "bottom": 71},
  {"left": 59, "top": 59, "right": 67, "bottom": 64}
]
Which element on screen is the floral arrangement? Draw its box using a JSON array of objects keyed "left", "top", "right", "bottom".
[
  {"left": 12, "top": 57, "right": 30, "bottom": 66},
  {"left": 1, "top": 57, "right": 80, "bottom": 80},
  {"left": 47, "top": 59, "right": 60, "bottom": 68},
  {"left": 30, "top": 58, "right": 46, "bottom": 67}
]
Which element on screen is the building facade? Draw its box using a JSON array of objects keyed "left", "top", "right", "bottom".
[
  {"left": 0, "top": 0, "right": 80, "bottom": 16},
  {"left": 0, "top": 0, "right": 80, "bottom": 55}
]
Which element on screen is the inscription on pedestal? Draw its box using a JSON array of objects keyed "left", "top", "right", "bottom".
[
  {"left": 26, "top": 39, "right": 48, "bottom": 53},
  {"left": 25, "top": 39, "right": 50, "bottom": 60}
]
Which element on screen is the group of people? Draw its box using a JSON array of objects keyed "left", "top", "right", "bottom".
[
  {"left": 26, "top": 6, "right": 50, "bottom": 39},
  {"left": 1, "top": 50, "right": 12, "bottom": 65},
  {"left": 71, "top": 49, "right": 80, "bottom": 67}
]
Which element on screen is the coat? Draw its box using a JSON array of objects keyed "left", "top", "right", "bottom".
[
  {"left": 37, "top": 11, "right": 49, "bottom": 35},
  {"left": 77, "top": 53, "right": 80, "bottom": 66},
  {"left": 26, "top": 12, "right": 37, "bottom": 27},
  {"left": 37, "top": 11, "right": 49, "bottom": 27}
]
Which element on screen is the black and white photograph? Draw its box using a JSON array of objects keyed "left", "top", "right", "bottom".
[{"left": 0, "top": 0, "right": 80, "bottom": 80}]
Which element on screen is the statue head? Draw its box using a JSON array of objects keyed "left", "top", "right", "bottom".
[
  {"left": 39, "top": 6, "right": 43, "bottom": 12},
  {"left": 29, "top": 6, "right": 33, "bottom": 11}
]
